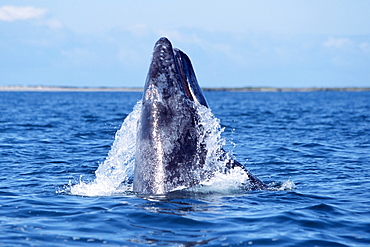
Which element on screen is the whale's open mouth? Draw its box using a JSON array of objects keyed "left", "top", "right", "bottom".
[
  {"left": 174, "top": 48, "right": 209, "bottom": 107},
  {"left": 175, "top": 49, "right": 194, "bottom": 102}
]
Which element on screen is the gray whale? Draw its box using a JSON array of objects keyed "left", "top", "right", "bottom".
[{"left": 133, "top": 37, "right": 266, "bottom": 194}]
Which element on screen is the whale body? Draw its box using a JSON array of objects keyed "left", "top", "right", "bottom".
[{"left": 133, "top": 37, "right": 266, "bottom": 194}]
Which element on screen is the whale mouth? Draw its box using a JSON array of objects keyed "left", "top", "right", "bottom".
[
  {"left": 145, "top": 37, "right": 208, "bottom": 107},
  {"left": 175, "top": 51, "right": 194, "bottom": 101},
  {"left": 174, "top": 48, "right": 209, "bottom": 107}
]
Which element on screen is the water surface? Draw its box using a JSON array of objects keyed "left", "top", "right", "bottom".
[{"left": 1, "top": 91, "right": 369, "bottom": 246}]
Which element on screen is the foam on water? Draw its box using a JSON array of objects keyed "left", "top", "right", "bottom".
[{"left": 68, "top": 100, "right": 289, "bottom": 196}]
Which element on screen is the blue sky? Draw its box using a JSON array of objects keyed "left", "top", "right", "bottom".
[{"left": 1, "top": 1, "right": 370, "bottom": 88}]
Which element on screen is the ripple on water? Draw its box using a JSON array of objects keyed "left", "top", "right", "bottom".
[{"left": 1, "top": 91, "right": 370, "bottom": 246}]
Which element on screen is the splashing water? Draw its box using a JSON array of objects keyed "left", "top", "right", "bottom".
[
  {"left": 70, "top": 102, "right": 141, "bottom": 196},
  {"left": 68, "top": 101, "right": 293, "bottom": 196}
]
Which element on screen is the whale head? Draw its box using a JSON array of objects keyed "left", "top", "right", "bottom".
[{"left": 133, "top": 37, "right": 210, "bottom": 194}]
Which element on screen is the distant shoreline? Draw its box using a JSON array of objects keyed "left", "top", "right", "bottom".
[
  {"left": 0, "top": 85, "right": 369, "bottom": 92},
  {"left": 0, "top": 86, "right": 142, "bottom": 92}
]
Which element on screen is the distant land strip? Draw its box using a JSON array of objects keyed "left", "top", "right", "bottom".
[
  {"left": 0, "top": 85, "right": 370, "bottom": 92},
  {"left": 0, "top": 86, "right": 142, "bottom": 92}
]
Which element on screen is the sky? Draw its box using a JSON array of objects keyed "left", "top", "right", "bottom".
[{"left": 1, "top": 1, "right": 370, "bottom": 88}]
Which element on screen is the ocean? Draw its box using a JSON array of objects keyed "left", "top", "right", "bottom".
[{"left": 1, "top": 91, "right": 369, "bottom": 246}]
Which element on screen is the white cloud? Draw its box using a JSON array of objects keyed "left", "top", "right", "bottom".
[
  {"left": 45, "top": 18, "right": 63, "bottom": 29},
  {"left": 61, "top": 48, "right": 98, "bottom": 67},
  {"left": 117, "top": 48, "right": 140, "bottom": 65},
  {"left": 359, "top": 42, "right": 370, "bottom": 53},
  {"left": 323, "top": 37, "right": 350, "bottom": 48},
  {"left": 124, "top": 24, "right": 150, "bottom": 36},
  {"left": 0, "top": 6, "right": 47, "bottom": 21}
]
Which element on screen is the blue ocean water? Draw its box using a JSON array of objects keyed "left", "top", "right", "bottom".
[{"left": 1, "top": 91, "right": 369, "bottom": 246}]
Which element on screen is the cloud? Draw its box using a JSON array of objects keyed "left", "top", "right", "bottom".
[
  {"left": 117, "top": 48, "right": 141, "bottom": 66},
  {"left": 323, "top": 37, "right": 350, "bottom": 48},
  {"left": 124, "top": 24, "right": 150, "bottom": 36},
  {"left": 359, "top": 42, "right": 370, "bottom": 53},
  {"left": 61, "top": 48, "right": 98, "bottom": 67},
  {"left": 45, "top": 18, "right": 63, "bottom": 29},
  {"left": 0, "top": 6, "right": 47, "bottom": 21}
]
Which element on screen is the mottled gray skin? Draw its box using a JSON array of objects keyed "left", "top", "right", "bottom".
[
  {"left": 133, "top": 37, "right": 266, "bottom": 194},
  {"left": 133, "top": 38, "right": 208, "bottom": 194}
]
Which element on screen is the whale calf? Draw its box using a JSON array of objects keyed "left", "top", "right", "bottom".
[{"left": 133, "top": 37, "right": 266, "bottom": 194}]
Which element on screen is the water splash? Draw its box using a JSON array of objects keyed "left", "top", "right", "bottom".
[
  {"left": 67, "top": 101, "right": 287, "bottom": 196},
  {"left": 189, "top": 166, "right": 252, "bottom": 194},
  {"left": 69, "top": 101, "right": 141, "bottom": 196},
  {"left": 269, "top": 180, "right": 296, "bottom": 191},
  {"left": 196, "top": 104, "right": 228, "bottom": 170}
]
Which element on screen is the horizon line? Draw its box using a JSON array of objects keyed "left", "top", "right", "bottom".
[{"left": 0, "top": 85, "right": 369, "bottom": 92}]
